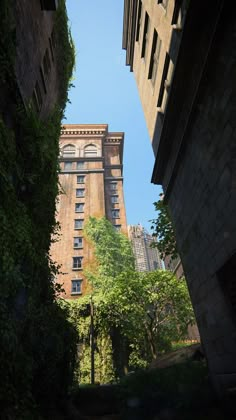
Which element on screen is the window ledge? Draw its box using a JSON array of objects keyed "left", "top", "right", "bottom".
[
  {"left": 172, "top": 24, "right": 182, "bottom": 31},
  {"left": 72, "top": 268, "right": 82, "bottom": 271},
  {"left": 71, "top": 292, "right": 82, "bottom": 295}
]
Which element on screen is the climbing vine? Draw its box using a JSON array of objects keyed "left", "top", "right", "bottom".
[{"left": 0, "top": 1, "right": 77, "bottom": 418}]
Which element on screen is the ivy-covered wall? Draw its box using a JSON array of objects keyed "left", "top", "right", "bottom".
[{"left": 0, "top": 1, "right": 77, "bottom": 418}]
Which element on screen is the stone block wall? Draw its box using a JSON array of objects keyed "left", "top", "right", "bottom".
[{"left": 165, "top": 11, "right": 236, "bottom": 392}]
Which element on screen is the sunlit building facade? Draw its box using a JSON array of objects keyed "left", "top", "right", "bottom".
[
  {"left": 51, "top": 124, "right": 127, "bottom": 298},
  {"left": 128, "top": 224, "right": 162, "bottom": 272}
]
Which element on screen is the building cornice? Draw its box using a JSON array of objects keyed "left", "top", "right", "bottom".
[{"left": 61, "top": 129, "right": 105, "bottom": 136}]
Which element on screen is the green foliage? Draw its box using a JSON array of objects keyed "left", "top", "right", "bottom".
[
  {"left": 150, "top": 198, "right": 178, "bottom": 260},
  {"left": 84, "top": 216, "right": 135, "bottom": 280},
  {"left": 0, "top": 1, "right": 77, "bottom": 417},
  {"left": 81, "top": 217, "right": 194, "bottom": 379},
  {"left": 55, "top": 0, "right": 76, "bottom": 108},
  {"left": 61, "top": 297, "right": 115, "bottom": 385}
]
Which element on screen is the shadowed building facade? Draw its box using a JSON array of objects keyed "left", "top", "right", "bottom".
[
  {"left": 123, "top": 0, "right": 236, "bottom": 394},
  {"left": 51, "top": 124, "right": 127, "bottom": 298}
]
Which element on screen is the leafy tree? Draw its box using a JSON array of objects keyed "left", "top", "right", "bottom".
[
  {"left": 150, "top": 196, "right": 178, "bottom": 260},
  {"left": 80, "top": 217, "right": 194, "bottom": 377},
  {"left": 104, "top": 270, "right": 195, "bottom": 360}
]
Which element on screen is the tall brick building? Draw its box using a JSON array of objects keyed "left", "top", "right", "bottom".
[
  {"left": 51, "top": 124, "right": 127, "bottom": 298},
  {"left": 123, "top": 0, "right": 236, "bottom": 394}
]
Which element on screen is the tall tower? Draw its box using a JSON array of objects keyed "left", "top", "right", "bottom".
[
  {"left": 51, "top": 124, "right": 127, "bottom": 298},
  {"left": 128, "top": 225, "right": 162, "bottom": 272}
]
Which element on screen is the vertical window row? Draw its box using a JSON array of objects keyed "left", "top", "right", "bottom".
[
  {"left": 136, "top": 0, "right": 142, "bottom": 41},
  {"left": 110, "top": 181, "right": 121, "bottom": 230},
  {"left": 148, "top": 30, "right": 162, "bottom": 86},
  {"left": 141, "top": 12, "right": 149, "bottom": 59},
  {"left": 31, "top": 30, "right": 55, "bottom": 113}
]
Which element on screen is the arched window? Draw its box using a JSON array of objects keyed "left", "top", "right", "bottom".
[
  {"left": 62, "top": 144, "right": 76, "bottom": 157},
  {"left": 84, "top": 144, "right": 97, "bottom": 157}
]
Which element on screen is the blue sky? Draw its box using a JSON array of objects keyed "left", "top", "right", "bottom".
[{"left": 65, "top": 0, "right": 162, "bottom": 230}]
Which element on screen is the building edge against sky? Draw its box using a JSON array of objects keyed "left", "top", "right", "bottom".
[{"left": 50, "top": 124, "right": 127, "bottom": 299}]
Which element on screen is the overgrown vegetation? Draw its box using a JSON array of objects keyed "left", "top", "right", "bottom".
[
  {"left": 64, "top": 217, "right": 194, "bottom": 385},
  {"left": 0, "top": 1, "right": 77, "bottom": 418},
  {"left": 150, "top": 195, "right": 178, "bottom": 260}
]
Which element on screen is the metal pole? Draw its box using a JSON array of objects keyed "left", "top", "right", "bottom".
[{"left": 90, "top": 295, "right": 95, "bottom": 384}]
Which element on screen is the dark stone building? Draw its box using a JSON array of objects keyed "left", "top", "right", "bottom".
[{"left": 123, "top": 0, "right": 236, "bottom": 394}]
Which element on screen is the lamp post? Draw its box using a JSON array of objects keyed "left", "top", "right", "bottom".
[{"left": 90, "top": 294, "right": 95, "bottom": 384}]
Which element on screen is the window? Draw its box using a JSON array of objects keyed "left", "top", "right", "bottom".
[
  {"left": 136, "top": 0, "right": 142, "bottom": 41},
  {"left": 43, "top": 48, "right": 51, "bottom": 80},
  {"left": 141, "top": 12, "right": 149, "bottom": 59},
  {"left": 74, "top": 237, "right": 83, "bottom": 248},
  {"left": 75, "top": 203, "right": 84, "bottom": 213},
  {"left": 40, "top": 0, "right": 57, "bottom": 10},
  {"left": 218, "top": 253, "right": 236, "bottom": 317},
  {"left": 63, "top": 144, "right": 76, "bottom": 157},
  {"left": 74, "top": 219, "right": 83, "bottom": 229},
  {"left": 112, "top": 209, "right": 120, "bottom": 218},
  {"left": 49, "top": 36, "right": 54, "bottom": 62},
  {"left": 32, "top": 81, "right": 42, "bottom": 112},
  {"left": 77, "top": 175, "right": 85, "bottom": 184},
  {"left": 111, "top": 195, "right": 119, "bottom": 204},
  {"left": 76, "top": 188, "right": 85, "bottom": 197},
  {"left": 72, "top": 257, "right": 83, "bottom": 269},
  {"left": 158, "top": 0, "right": 169, "bottom": 9},
  {"left": 148, "top": 30, "right": 162, "bottom": 85},
  {"left": 40, "top": 66, "right": 47, "bottom": 94},
  {"left": 71, "top": 279, "right": 82, "bottom": 294},
  {"left": 77, "top": 161, "right": 85, "bottom": 169},
  {"left": 110, "top": 182, "right": 117, "bottom": 191},
  {"left": 64, "top": 161, "right": 72, "bottom": 170},
  {"left": 84, "top": 144, "right": 97, "bottom": 157},
  {"left": 157, "top": 52, "right": 170, "bottom": 110},
  {"left": 113, "top": 225, "right": 121, "bottom": 231},
  {"left": 171, "top": 1, "right": 183, "bottom": 29}
]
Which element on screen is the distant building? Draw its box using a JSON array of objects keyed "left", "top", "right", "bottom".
[
  {"left": 128, "top": 224, "right": 162, "bottom": 272},
  {"left": 123, "top": 0, "right": 236, "bottom": 394},
  {"left": 51, "top": 124, "right": 127, "bottom": 298}
]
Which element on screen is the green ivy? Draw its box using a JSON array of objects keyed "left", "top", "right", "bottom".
[{"left": 0, "top": 1, "right": 78, "bottom": 418}]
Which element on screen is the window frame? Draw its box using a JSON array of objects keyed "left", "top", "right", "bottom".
[
  {"left": 74, "top": 219, "right": 84, "bottom": 230},
  {"left": 62, "top": 144, "right": 76, "bottom": 157},
  {"left": 73, "top": 237, "right": 83, "bottom": 249},
  {"left": 148, "top": 30, "right": 162, "bottom": 86},
  {"left": 112, "top": 209, "right": 120, "bottom": 219},
  {"left": 141, "top": 12, "right": 149, "bottom": 59},
  {"left": 84, "top": 144, "right": 98, "bottom": 158},
  {"left": 64, "top": 161, "right": 73, "bottom": 170},
  {"left": 77, "top": 175, "right": 85, "bottom": 184},
  {"left": 71, "top": 279, "right": 82, "bottom": 295},
  {"left": 72, "top": 256, "right": 83, "bottom": 270},
  {"left": 77, "top": 161, "right": 85, "bottom": 169},
  {"left": 111, "top": 195, "right": 119, "bottom": 204},
  {"left": 75, "top": 203, "right": 84, "bottom": 213},
  {"left": 76, "top": 188, "right": 85, "bottom": 198}
]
